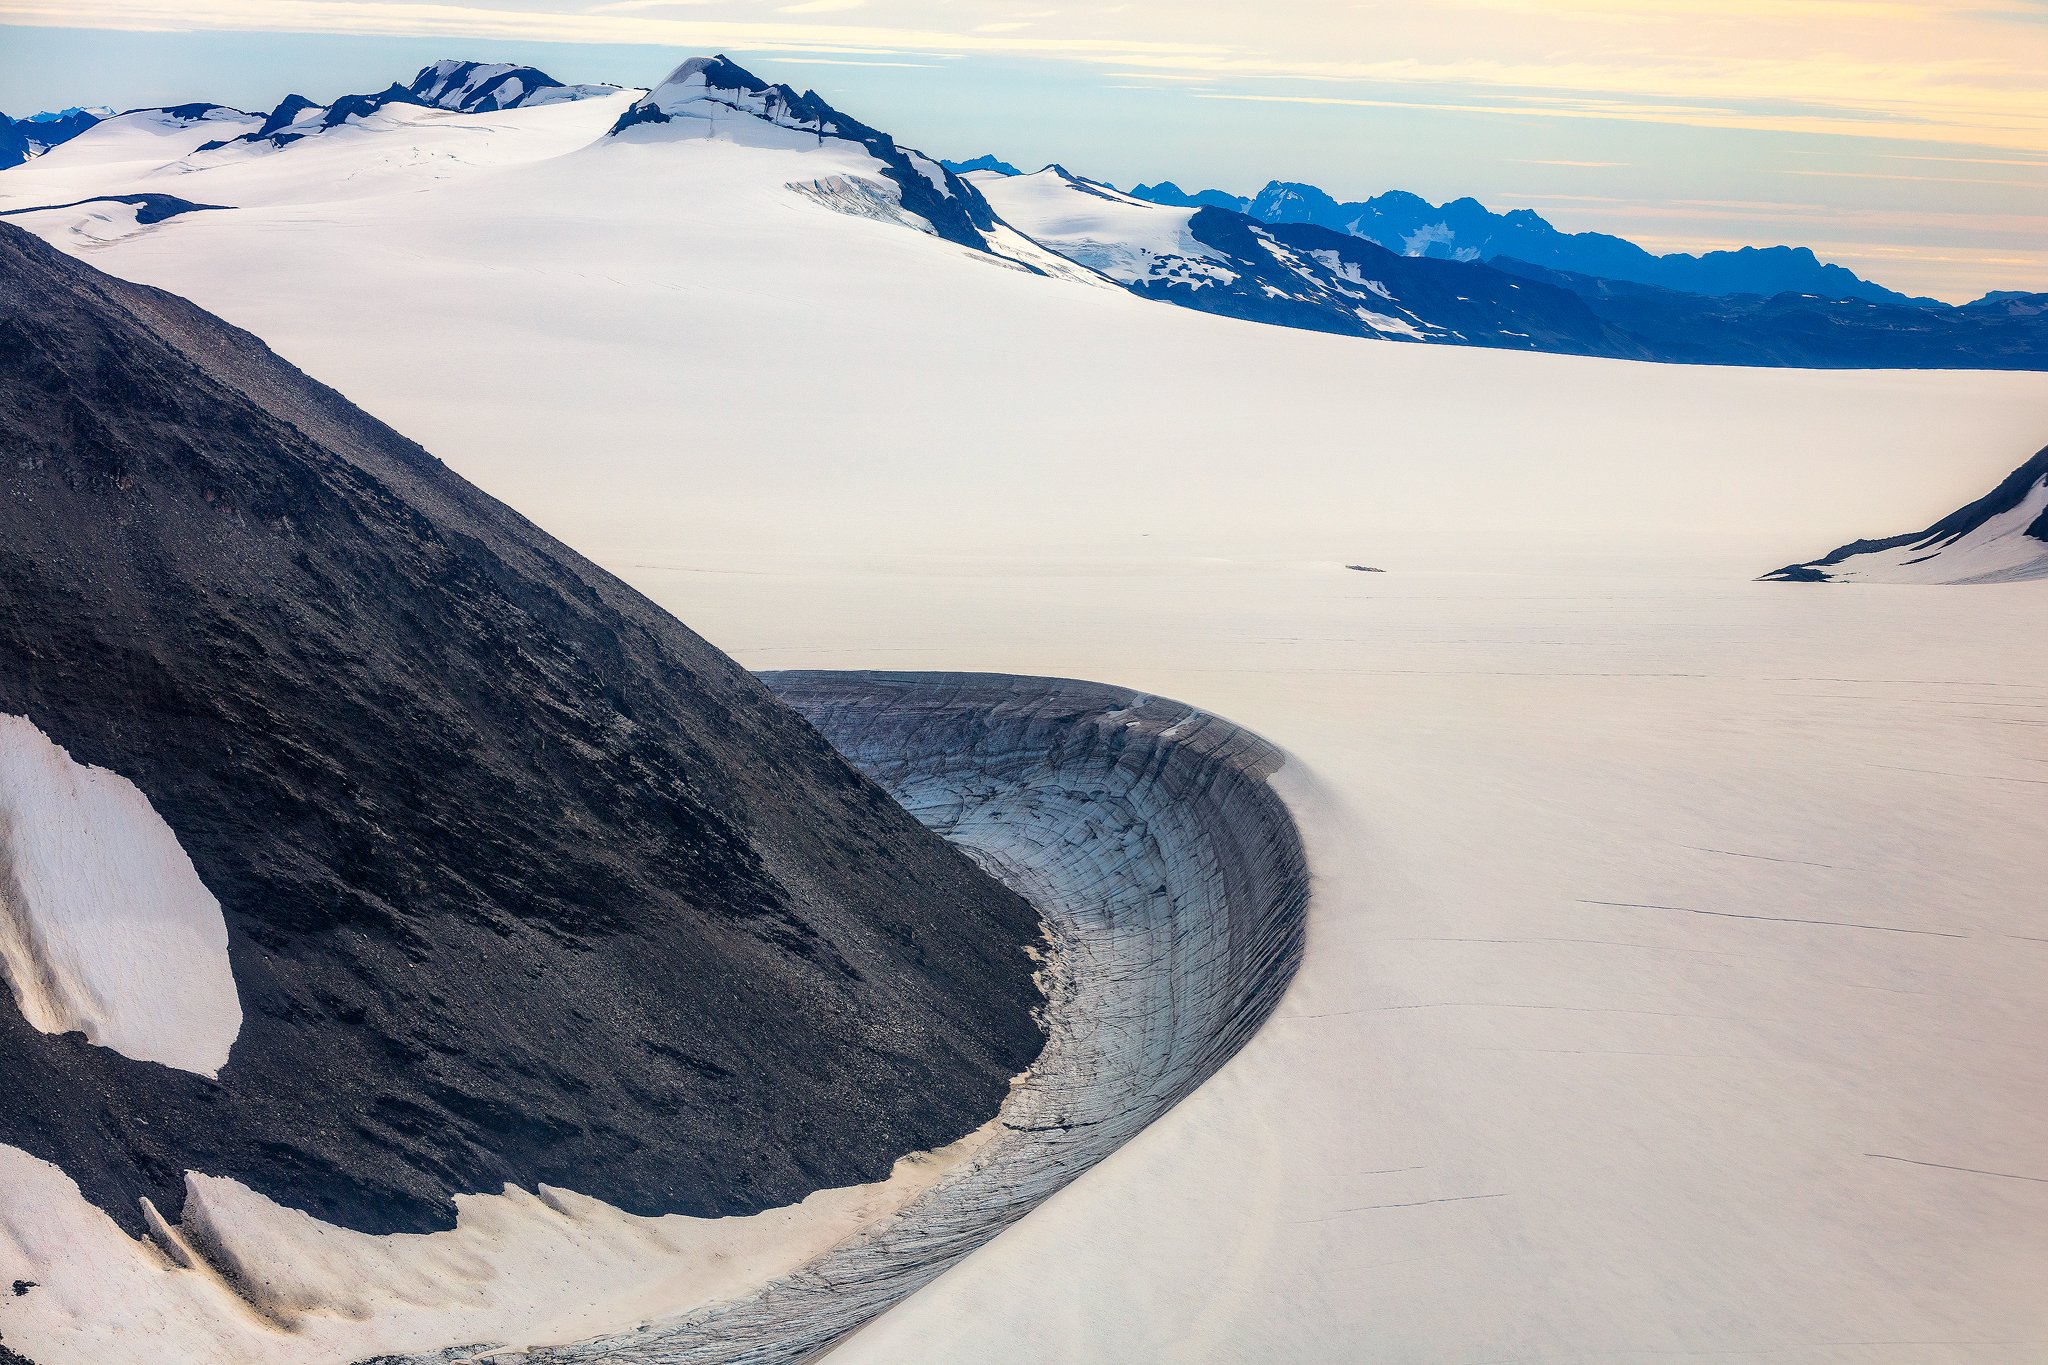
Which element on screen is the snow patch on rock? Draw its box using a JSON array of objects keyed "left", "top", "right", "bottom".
[{"left": 0, "top": 716, "right": 239, "bottom": 1077}]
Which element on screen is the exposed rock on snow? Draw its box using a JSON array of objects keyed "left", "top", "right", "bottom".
[
  {"left": 208, "top": 62, "right": 616, "bottom": 152},
  {"left": 404, "top": 60, "right": 617, "bottom": 113},
  {"left": 975, "top": 166, "right": 1641, "bottom": 356},
  {"left": 0, "top": 715, "right": 239, "bottom": 1077},
  {"left": 1764, "top": 442, "right": 2048, "bottom": 583},
  {"left": 0, "top": 194, "right": 225, "bottom": 248},
  {"left": 940, "top": 153, "right": 1021, "bottom": 177},
  {"left": 0, "top": 214, "right": 1045, "bottom": 1316},
  {"left": 609, "top": 56, "right": 1006, "bottom": 256}
]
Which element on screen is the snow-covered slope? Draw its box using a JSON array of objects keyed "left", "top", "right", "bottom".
[
  {"left": 407, "top": 59, "right": 617, "bottom": 112},
  {"left": 215, "top": 61, "right": 619, "bottom": 153},
  {"left": 965, "top": 166, "right": 1237, "bottom": 290},
  {"left": 1, "top": 59, "right": 2040, "bottom": 571},
  {"left": 975, "top": 165, "right": 1633, "bottom": 353},
  {"left": 611, "top": 55, "right": 1010, "bottom": 257},
  {"left": 14, "top": 103, "right": 261, "bottom": 177},
  {"left": 1765, "top": 442, "right": 2048, "bottom": 583},
  {"left": 0, "top": 715, "right": 239, "bottom": 1078}
]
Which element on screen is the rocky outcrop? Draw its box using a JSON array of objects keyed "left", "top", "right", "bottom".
[{"left": 1764, "top": 443, "right": 2048, "bottom": 583}]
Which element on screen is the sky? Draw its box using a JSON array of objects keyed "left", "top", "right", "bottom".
[{"left": 1, "top": 0, "right": 2045, "bottom": 300}]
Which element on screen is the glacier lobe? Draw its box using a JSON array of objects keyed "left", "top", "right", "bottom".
[{"left": 494, "top": 672, "right": 1310, "bottom": 1364}]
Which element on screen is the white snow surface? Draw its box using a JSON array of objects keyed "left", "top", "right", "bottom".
[
  {"left": 3, "top": 80, "right": 2048, "bottom": 1362},
  {"left": 0, "top": 1123, "right": 991, "bottom": 1364},
  {"left": 16, "top": 105, "right": 261, "bottom": 179},
  {"left": 0, "top": 715, "right": 240, "bottom": 1077}
]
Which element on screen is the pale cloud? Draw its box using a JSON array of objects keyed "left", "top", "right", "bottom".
[
  {"left": 772, "top": 55, "right": 938, "bottom": 65},
  {"left": 1, "top": 0, "right": 2042, "bottom": 156}
]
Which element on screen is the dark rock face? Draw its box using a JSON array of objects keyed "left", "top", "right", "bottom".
[
  {"left": 0, "top": 116, "right": 29, "bottom": 170},
  {"left": 0, "top": 222, "right": 1044, "bottom": 1237}
]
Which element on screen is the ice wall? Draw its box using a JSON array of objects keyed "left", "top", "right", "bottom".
[{"left": 494, "top": 671, "right": 1310, "bottom": 1364}]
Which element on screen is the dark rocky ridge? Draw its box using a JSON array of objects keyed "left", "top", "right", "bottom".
[
  {"left": 0, "top": 194, "right": 227, "bottom": 227},
  {"left": 1763, "top": 442, "right": 2048, "bottom": 581},
  {"left": 0, "top": 221, "right": 1045, "bottom": 1237}
]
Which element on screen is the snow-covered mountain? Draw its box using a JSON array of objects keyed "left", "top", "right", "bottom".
[
  {"left": 1129, "top": 178, "right": 1934, "bottom": 307},
  {"left": 1, "top": 104, "right": 206, "bottom": 184},
  {"left": 0, "top": 106, "right": 108, "bottom": 168},
  {"left": 408, "top": 58, "right": 617, "bottom": 111},
  {"left": 972, "top": 165, "right": 1634, "bottom": 354},
  {"left": 217, "top": 60, "right": 618, "bottom": 150},
  {"left": 3, "top": 48, "right": 2045, "bottom": 1365},
  {"left": 1764, "top": 442, "right": 2048, "bottom": 583},
  {"left": 5, "top": 58, "right": 2042, "bottom": 367},
  {"left": 977, "top": 167, "right": 2048, "bottom": 366},
  {"left": 610, "top": 55, "right": 1008, "bottom": 256}
]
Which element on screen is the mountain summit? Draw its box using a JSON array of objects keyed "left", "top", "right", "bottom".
[{"left": 610, "top": 55, "right": 1002, "bottom": 251}]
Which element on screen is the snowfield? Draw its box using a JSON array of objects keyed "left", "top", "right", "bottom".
[
  {"left": 0, "top": 715, "right": 240, "bottom": 1078},
  {"left": 3, "top": 59, "right": 2047, "bottom": 1364}
]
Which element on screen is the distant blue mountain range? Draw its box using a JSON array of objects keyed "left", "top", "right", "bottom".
[
  {"left": 0, "top": 106, "right": 108, "bottom": 168},
  {"left": 1123, "top": 178, "right": 1942, "bottom": 307},
  {"left": 967, "top": 163, "right": 2048, "bottom": 369},
  {"left": 940, "top": 154, "right": 1021, "bottom": 177}
]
